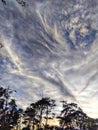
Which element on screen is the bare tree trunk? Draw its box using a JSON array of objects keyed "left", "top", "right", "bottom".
[
  {"left": 45, "top": 106, "right": 48, "bottom": 127},
  {"left": 32, "top": 118, "right": 35, "bottom": 130},
  {"left": 39, "top": 109, "right": 43, "bottom": 129}
]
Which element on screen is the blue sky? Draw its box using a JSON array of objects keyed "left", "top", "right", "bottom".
[{"left": 0, "top": 0, "right": 98, "bottom": 118}]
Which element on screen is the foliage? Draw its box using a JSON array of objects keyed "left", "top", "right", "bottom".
[
  {"left": 0, "top": 86, "right": 97, "bottom": 130},
  {"left": 25, "top": 97, "right": 56, "bottom": 129},
  {"left": 0, "top": 86, "right": 19, "bottom": 127},
  {"left": 59, "top": 101, "right": 88, "bottom": 129}
]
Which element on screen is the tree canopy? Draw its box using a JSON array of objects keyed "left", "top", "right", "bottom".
[{"left": 0, "top": 86, "right": 20, "bottom": 128}]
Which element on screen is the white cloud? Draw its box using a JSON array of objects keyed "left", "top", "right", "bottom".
[{"left": 0, "top": 0, "right": 98, "bottom": 118}]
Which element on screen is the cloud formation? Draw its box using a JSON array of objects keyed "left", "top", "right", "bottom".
[{"left": 0, "top": 0, "right": 98, "bottom": 118}]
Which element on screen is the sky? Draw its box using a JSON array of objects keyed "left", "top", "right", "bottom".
[{"left": 0, "top": 0, "right": 98, "bottom": 118}]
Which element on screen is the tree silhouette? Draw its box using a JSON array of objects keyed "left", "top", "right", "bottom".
[
  {"left": 25, "top": 105, "right": 37, "bottom": 130},
  {"left": 0, "top": 86, "right": 19, "bottom": 129},
  {"left": 59, "top": 101, "right": 88, "bottom": 129},
  {"left": 0, "top": 85, "right": 96, "bottom": 130},
  {"left": 25, "top": 97, "right": 56, "bottom": 130},
  {"left": 35, "top": 97, "right": 56, "bottom": 128}
]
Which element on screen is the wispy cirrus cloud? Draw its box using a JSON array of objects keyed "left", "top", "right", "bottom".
[{"left": 0, "top": 0, "right": 98, "bottom": 118}]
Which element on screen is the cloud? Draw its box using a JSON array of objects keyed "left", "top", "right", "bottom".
[{"left": 0, "top": 0, "right": 98, "bottom": 118}]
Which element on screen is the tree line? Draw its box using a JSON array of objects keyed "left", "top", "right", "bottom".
[{"left": 0, "top": 86, "right": 97, "bottom": 130}]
